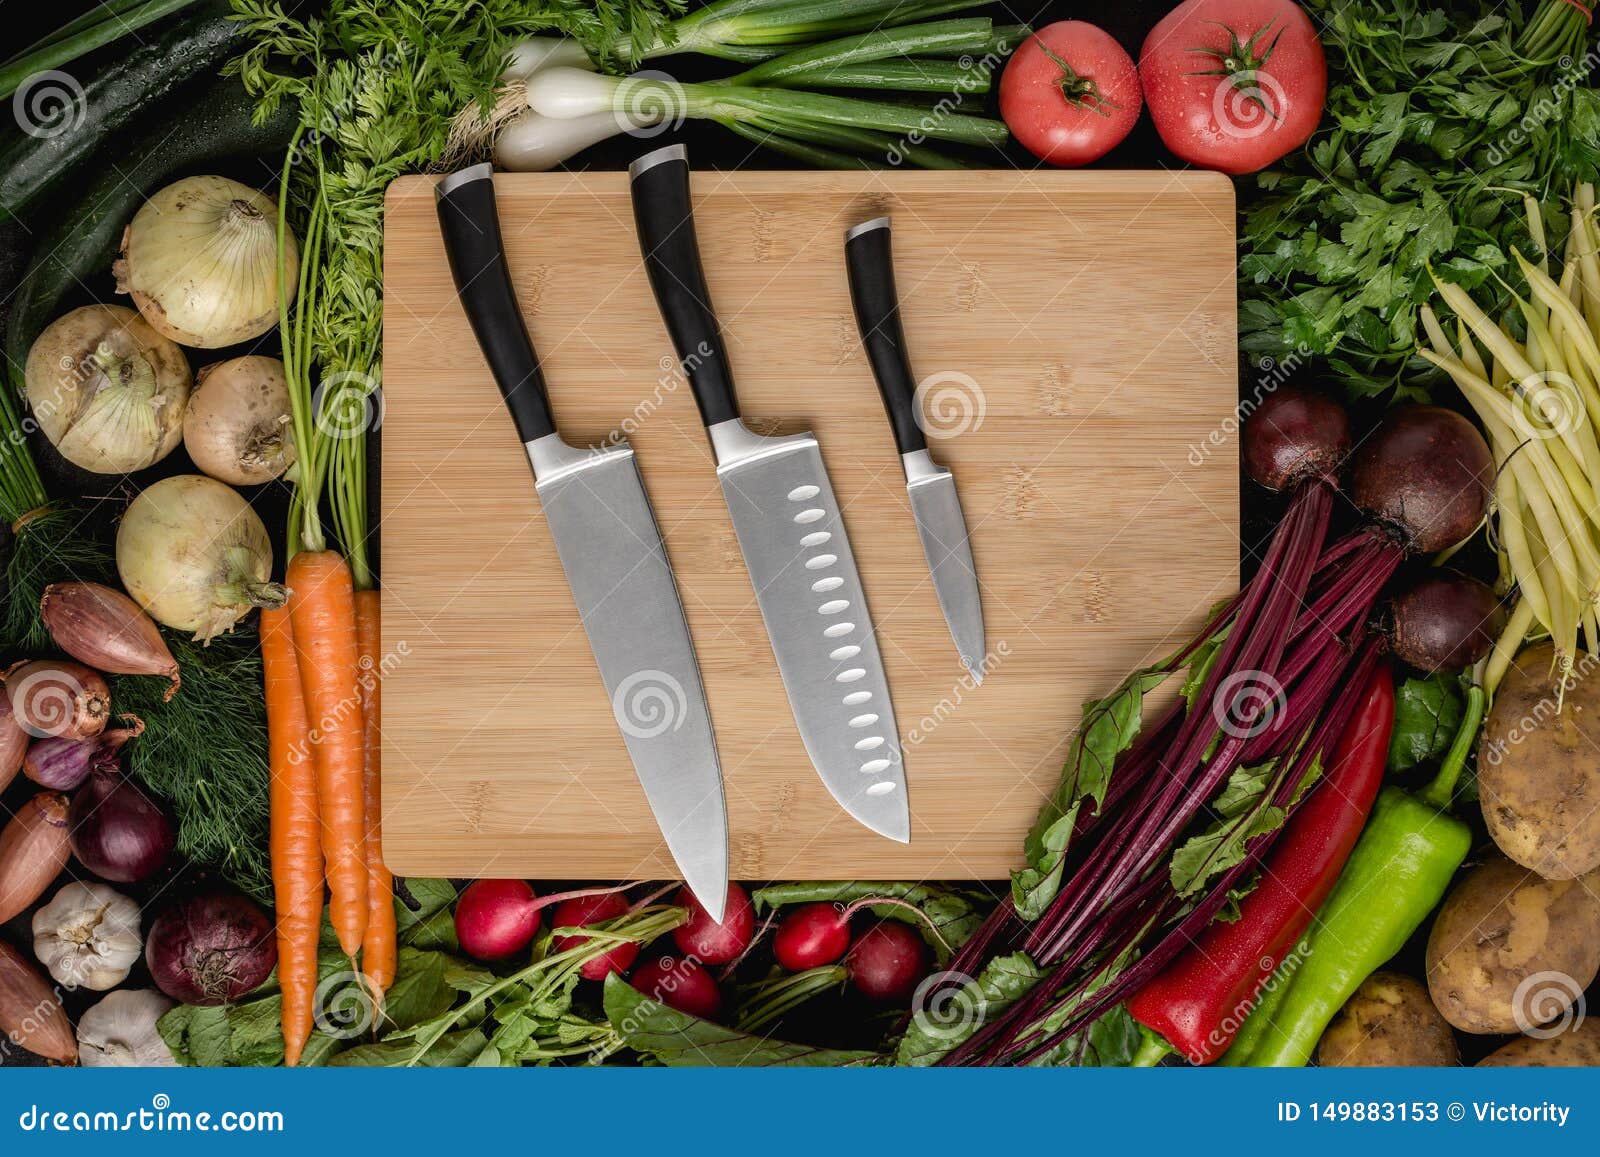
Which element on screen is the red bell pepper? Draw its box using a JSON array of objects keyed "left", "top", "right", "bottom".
[{"left": 1126, "top": 663, "right": 1394, "bottom": 1064}]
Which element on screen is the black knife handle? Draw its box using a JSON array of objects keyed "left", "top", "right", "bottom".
[
  {"left": 628, "top": 146, "right": 739, "bottom": 428},
  {"left": 844, "top": 217, "right": 927, "bottom": 456},
  {"left": 435, "top": 164, "right": 556, "bottom": 443}
]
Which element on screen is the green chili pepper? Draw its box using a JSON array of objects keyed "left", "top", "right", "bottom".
[{"left": 1217, "top": 686, "right": 1484, "bottom": 1067}]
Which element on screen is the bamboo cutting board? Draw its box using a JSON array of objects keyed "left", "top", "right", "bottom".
[{"left": 379, "top": 169, "right": 1239, "bottom": 881}]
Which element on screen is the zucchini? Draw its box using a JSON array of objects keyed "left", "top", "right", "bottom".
[
  {"left": 0, "top": 1, "right": 245, "bottom": 223},
  {"left": 4, "top": 73, "right": 296, "bottom": 389}
]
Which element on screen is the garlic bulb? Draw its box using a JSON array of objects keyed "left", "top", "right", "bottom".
[
  {"left": 24, "top": 304, "right": 190, "bottom": 473},
  {"left": 115, "top": 175, "right": 299, "bottom": 349},
  {"left": 31, "top": 881, "right": 142, "bottom": 991},
  {"left": 77, "top": 989, "right": 177, "bottom": 1067}
]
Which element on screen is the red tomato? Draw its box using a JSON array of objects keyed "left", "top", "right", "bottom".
[
  {"left": 1139, "top": 0, "right": 1326, "bottom": 175},
  {"left": 999, "top": 22, "right": 1141, "bottom": 167}
]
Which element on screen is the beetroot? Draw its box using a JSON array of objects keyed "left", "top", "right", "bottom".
[
  {"left": 773, "top": 902, "right": 852, "bottom": 971},
  {"left": 671, "top": 882, "right": 754, "bottom": 965},
  {"left": 848, "top": 921, "right": 928, "bottom": 1003},
  {"left": 1351, "top": 405, "right": 1494, "bottom": 553},
  {"left": 1242, "top": 385, "right": 1351, "bottom": 492},
  {"left": 454, "top": 879, "right": 542, "bottom": 961},
  {"left": 1388, "top": 572, "right": 1505, "bottom": 673},
  {"left": 551, "top": 892, "right": 639, "bottom": 980},
  {"left": 631, "top": 954, "right": 722, "bottom": 1020}
]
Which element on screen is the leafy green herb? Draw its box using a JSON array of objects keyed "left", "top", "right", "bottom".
[
  {"left": 1013, "top": 661, "right": 1178, "bottom": 920},
  {"left": 894, "top": 952, "right": 1041, "bottom": 1067},
  {"left": 752, "top": 880, "right": 985, "bottom": 961},
  {"left": 602, "top": 975, "right": 879, "bottom": 1067},
  {"left": 1239, "top": 0, "right": 1599, "bottom": 400},
  {"left": 1387, "top": 671, "right": 1466, "bottom": 773}
]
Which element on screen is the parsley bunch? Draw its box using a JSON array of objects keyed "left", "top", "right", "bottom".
[{"left": 1239, "top": 0, "right": 1600, "bottom": 400}]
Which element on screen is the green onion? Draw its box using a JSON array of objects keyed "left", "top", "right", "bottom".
[{"left": 0, "top": 0, "right": 202, "bottom": 100}]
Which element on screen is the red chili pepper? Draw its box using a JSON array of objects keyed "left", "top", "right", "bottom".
[{"left": 1126, "top": 663, "right": 1394, "bottom": 1064}]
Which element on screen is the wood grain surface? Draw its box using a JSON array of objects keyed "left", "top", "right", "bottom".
[{"left": 379, "top": 168, "right": 1239, "bottom": 881}]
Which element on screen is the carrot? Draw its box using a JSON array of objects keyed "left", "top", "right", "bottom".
[
  {"left": 262, "top": 607, "right": 322, "bottom": 1068},
  {"left": 354, "top": 588, "right": 395, "bottom": 995},
  {"left": 287, "top": 549, "right": 368, "bottom": 955}
]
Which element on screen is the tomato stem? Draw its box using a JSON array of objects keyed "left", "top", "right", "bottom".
[
  {"left": 1033, "top": 36, "right": 1120, "bottom": 117},
  {"left": 1184, "top": 17, "right": 1284, "bottom": 122}
]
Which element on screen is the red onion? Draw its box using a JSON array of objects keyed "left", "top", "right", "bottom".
[
  {"left": 68, "top": 768, "right": 174, "bottom": 883},
  {"left": 4, "top": 659, "right": 110, "bottom": 740},
  {"left": 24, "top": 719, "right": 144, "bottom": 791},
  {"left": 41, "top": 582, "right": 181, "bottom": 700},
  {"left": 145, "top": 890, "right": 277, "bottom": 1006}
]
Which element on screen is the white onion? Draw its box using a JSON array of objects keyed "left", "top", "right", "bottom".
[
  {"left": 116, "top": 474, "right": 286, "bottom": 642},
  {"left": 115, "top": 175, "right": 299, "bottom": 349},
  {"left": 184, "top": 356, "right": 296, "bottom": 485},
  {"left": 494, "top": 109, "right": 634, "bottom": 171},
  {"left": 23, "top": 304, "right": 190, "bottom": 474}
]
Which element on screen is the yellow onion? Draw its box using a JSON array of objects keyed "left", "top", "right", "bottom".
[
  {"left": 24, "top": 304, "right": 190, "bottom": 474},
  {"left": 184, "top": 356, "right": 296, "bottom": 485},
  {"left": 114, "top": 175, "right": 298, "bottom": 348},
  {"left": 117, "top": 475, "right": 287, "bottom": 642}
]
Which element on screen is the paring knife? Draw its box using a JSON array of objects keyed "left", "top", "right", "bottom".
[
  {"left": 844, "top": 217, "right": 986, "bottom": 681},
  {"left": 435, "top": 163, "right": 729, "bottom": 920},
  {"left": 628, "top": 145, "right": 909, "bottom": 844}
]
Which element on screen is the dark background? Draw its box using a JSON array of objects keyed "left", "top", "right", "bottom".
[{"left": 0, "top": 0, "right": 1513, "bottom": 1068}]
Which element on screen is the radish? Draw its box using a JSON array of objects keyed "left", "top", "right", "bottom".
[
  {"left": 773, "top": 902, "right": 852, "bottom": 971},
  {"left": 454, "top": 880, "right": 542, "bottom": 961},
  {"left": 847, "top": 921, "right": 928, "bottom": 1003},
  {"left": 631, "top": 954, "right": 722, "bottom": 1020},
  {"left": 671, "top": 882, "right": 753, "bottom": 965},
  {"left": 453, "top": 879, "right": 635, "bottom": 962},
  {"left": 551, "top": 892, "right": 639, "bottom": 980}
]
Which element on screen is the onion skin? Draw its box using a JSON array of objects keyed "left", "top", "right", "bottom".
[
  {"left": 68, "top": 770, "right": 174, "bottom": 884},
  {"left": 116, "top": 474, "right": 288, "bottom": 642},
  {"left": 1243, "top": 385, "right": 1351, "bottom": 492},
  {"left": 184, "top": 357, "right": 296, "bottom": 486},
  {"left": 0, "top": 792, "right": 71, "bottom": 925},
  {"left": 1389, "top": 572, "right": 1507, "bottom": 673},
  {"left": 24, "top": 720, "right": 144, "bottom": 791},
  {"left": 4, "top": 659, "right": 111, "bottom": 740},
  {"left": 1351, "top": 406, "right": 1494, "bottom": 554},
  {"left": 145, "top": 890, "right": 278, "bottom": 1006},
  {"left": 41, "top": 582, "right": 180, "bottom": 699},
  {"left": 0, "top": 940, "right": 76, "bottom": 1065},
  {"left": 0, "top": 695, "right": 26, "bottom": 793}
]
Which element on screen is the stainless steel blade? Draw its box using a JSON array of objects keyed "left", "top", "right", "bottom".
[
  {"left": 903, "top": 450, "right": 986, "bottom": 682},
  {"left": 708, "top": 419, "right": 909, "bottom": 842},
  {"left": 530, "top": 434, "right": 729, "bottom": 919}
]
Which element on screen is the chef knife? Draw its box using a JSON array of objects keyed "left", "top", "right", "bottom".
[
  {"left": 844, "top": 216, "right": 987, "bottom": 682},
  {"left": 436, "top": 163, "right": 729, "bottom": 919},
  {"left": 628, "top": 145, "right": 908, "bottom": 843}
]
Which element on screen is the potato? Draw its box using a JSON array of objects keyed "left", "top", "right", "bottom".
[
  {"left": 1316, "top": 972, "right": 1460, "bottom": 1066},
  {"left": 1425, "top": 855, "right": 1600, "bottom": 1034},
  {"left": 1479, "top": 642, "right": 1600, "bottom": 878},
  {"left": 1477, "top": 1019, "right": 1600, "bottom": 1066}
]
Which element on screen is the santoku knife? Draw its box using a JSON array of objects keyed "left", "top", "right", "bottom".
[
  {"left": 629, "top": 145, "right": 909, "bottom": 843},
  {"left": 436, "top": 163, "right": 729, "bottom": 919},
  {"left": 844, "top": 216, "right": 986, "bottom": 682}
]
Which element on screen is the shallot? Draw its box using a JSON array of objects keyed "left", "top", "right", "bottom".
[{"left": 41, "top": 581, "right": 180, "bottom": 698}]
